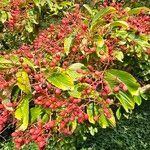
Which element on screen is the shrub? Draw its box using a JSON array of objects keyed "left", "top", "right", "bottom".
[{"left": 0, "top": 0, "right": 149, "bottom": 149}]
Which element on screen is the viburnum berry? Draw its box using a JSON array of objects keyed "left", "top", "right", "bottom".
[
  {"left": 122, "top": 85, "right": 128, "bottom": 92},
  {"left": 113, "top": 86, "right": 120, "bottom": 93}
]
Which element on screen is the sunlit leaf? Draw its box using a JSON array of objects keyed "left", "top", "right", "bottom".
[
  {"left": 83, "top": 4, "right": 93, "bottom": 16},
  {"left": 30, "top": 107, "right": 42, "bottom": 123},
  {"left": 47, "top": 72, "right": 74, "bottom": 91},
  {"left": 15, "top": 95, "right": 31, "bottom": 131},
  {"left": 105, "top": 69, "right": 140, "bottom": 96},
  {"left": 116, "top": 107, "right": 122, "bottom": 120},
  {"left": 128, "top": 7, "right": 150, "bottom": 15},
  {"left": 87, "top": 103, "right": 95, "bottom": 124},
  {"left": 64, "top": 33, "right": 75, "bottom": 55},
  {"left": 90, "top": 7, "right": 116, "bottom": 30},
  {"left": 98, "top": 109, "right": 109, "bottom": 128},
  {"left": 16, "top": 70, "right": 31, "bottom": 94}
]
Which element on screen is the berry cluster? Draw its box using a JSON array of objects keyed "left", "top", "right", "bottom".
[
  {"left": 128, "top": 13, "right": 150, "bottom": 33},
  {"left": 0, "top": 2, "right": 148, "bottom": 149},
  {"left": 0, "top": 102, "right": 9, "bottom": 132}
]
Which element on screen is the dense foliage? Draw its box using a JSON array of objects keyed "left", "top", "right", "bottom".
[
  {"left": 0, "top": 0, "right": 149, "bottom": 149},
  {"left": 1, "top": 100, "right": 150, "bottom": 150}
]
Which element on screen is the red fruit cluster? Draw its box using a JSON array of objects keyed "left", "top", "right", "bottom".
[
  {"left": 128, "top": 13, "right": 150, "bottom": 33},
  {"left": 12, "top": 122, "right": 49, "bottom": 149},
  {"left": 0, "top": 2, "right": 148, "bottom": 149},
  {"left": 113, "top": 83, "right": 128, "bottom": 93},
  {"left": 0, "top": 103, "right": 9, "bottom": 132}
]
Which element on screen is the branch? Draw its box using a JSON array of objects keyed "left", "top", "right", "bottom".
[{"left": 139, "top": 84, "right": 150, "bottom": 93}]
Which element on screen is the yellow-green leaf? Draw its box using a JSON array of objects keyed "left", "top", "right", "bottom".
[
  {"left": 16, "top": 71, "right": 31, "bottom": 94},
  {"left": 87, "top": 103, "right": 95, "bottom": 124},
  {"left": 98, "top": 110, "right": 109, "bottom": 128},
  {"left": 90, "top": 7, "right": 116, "bottom": 30},
  {"left": 15, "top": 95, "right": 30, "bottom": 131},
  {"left": 47, "top": 72, "right": 74, "bottom": 91},
  {"left": 110, "top": 21, "right": 129, "bottom": 29},
  {"left": 64, "top": 34, "right": 75, "bottom": 55}
]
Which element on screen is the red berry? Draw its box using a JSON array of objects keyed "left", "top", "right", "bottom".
[
  {"left": 11, "top": 132, "right": 18, "bottom": 137},
  {"left": 113, "top": 86, "right": 120, "bottom": 93},
  {"left": 55, "top": 89, "right": 61, "bottom": 95},
  {"left": 122, "top": 85, "right": 128, "bottom": 92},
  {"left": 106, "top": 98, "right": 112, "bottom": 104}
]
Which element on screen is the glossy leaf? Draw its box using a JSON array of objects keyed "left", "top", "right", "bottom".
[
  {"left": 83, "top": 4, "right": 93, "bottom": 16},
  {"left": 90, "top": 7, "right": 115, "bottom": 30},
  {"left": 98, "top": 110, "right": 109, "bottom": 128},
  {"left": 0, "top": 57, "right": 13, "bottom": 69},
  {"left": 109, "top": 21, "right": 129, "bottom": 29},
  {"left": 47, "top": 72, "right": 74, "bottom": 91},
  {"left": 25, "top": 21, "right": 33, "bottom": 33},
  {"left": 87, "top": 103, "right": 95, "bottom": 124},
  {"left": 64, "top": 34, "right": 75, "bottom": 55},
  {"left": 116, "top": 91, "right": 135, "bottom": 112},
  {"left": 68, "top": 63, "right": 86, "bottom": 71},
  {"left": 71, "top": 119, "right": 77, "bottom": 132},
  {"left": 22, "top": 57, "right": 36, "bottom": 69},
  {"left": 113, "top": 51, "right": 124, "bottom": 62},
  {"left": 95, "top": 35, "right": 104, "bottom": 48},
  {"left": 16, "top": 71, "right": 31, "bottom": 94},
  {"left": 15, "top": 95, "right": 30, "bottom": 131},
  {"left": 69, "top": 83, "right": 84, "bottom": 98},
  {"left": 105, "top": 69, "right": 140, "bottom": 95},
  {"left": 116, "top": 107, "right": 122, "bottom": 120},
  {"left": 30, "top": 107, "right": 42, "bottom": 123},
  {"left": 0, "top": 11, "right": 7, "bottom": 23},
  {"left": 128, "top": 7, "right": 150, "bottom": 15},
  {"left": 134, "top": 96, "right": 142, "bottom": 106},
  {"left": 42, "top": 114, "right": 49, "bottom": 123},
  {"left": 107, "top": 108, "right": 116, "bottom": 127}
]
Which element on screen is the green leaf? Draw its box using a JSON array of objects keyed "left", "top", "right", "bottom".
[
  {"left": 113, "top": 51, "right": 124, "bottom": 62},
  {"left": 66, "top": 69, "right": 82, "bottom": 81},
  {"left": 47, "top": 72, "right": 74, "bottom": 91},
  {"left": 22, "top": 57, "right": 36, "bottom": 69},
  {"left": 107, "top": 108, "right": 116, "bottom": 127},
  {"left": 15, "top": 95, "right": 30, "bottom": 131},
  {"left": 0, "top": 11, "right": 8, "bottom": 23},
  {"left": 42, "top": 114, "right": 49, "bottom": 123},
  {"left": 83, "top": 4, "right": 93, "bottom": 16},
  {"left": 95, "top": 35, "right": 104, "bottom": 48},
  {"left": 69, "top": 84, "right": 84, "bottom": 98},
  {"left": 88, "top": 126, "right": 98, "bottom": 136},
  {"left": 116, "top": 107, "right": 121, "bottom": 120},
  {"left": 11, "top": 85, "right": 21, "bottom": 102},
  {"left": 27, "top": 10, "right": 38, "bottom": 24},
  {"left": 128, "top": 7, "right": 150, "bottom": 15},
  {"left": 64, "top": 33, "right": 75, "bottom": 55},
  {"left": 25, "top": 21, "right": 33, "bottom": 33},
  {"left": 30, "top": 107, "right": 42, "bottom": 123},
  {"left": 90, "top": 7, "right": 116, "bottom": 30},
  {"left": 68, "top": 63, "right": 86, "bottom": 71},
  {"left": 116, "top": 91, "right": 135, "bottom": 112},
  {"left": 16, "top": 71, "right": 31, "bottom": 94},
  {"left": 66, "top": 63, "right": 86, "bottom": 81},
  {"left": 98, "top": 109, "right": 109, "bottom": 128},
  {"left": 71, "top": 119, "right": 77, "bottom": 132},
  {"left": 105, "top": 69, "right": 140, "bottom": 96},
  {"left": 33, "top": 0, "right": 40, "bottom": 6},
  {"left": 109, "top": 21, "right": 129, "bottom": 29},
  {"left": 87, "top": 103, "right": 95, "bottom": 124},
  {"left": 0, "top": 57, "right": 13, "bottom": 69},
  {"left": 134, "top": 96, "right": 142, "bottom": 106}
]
